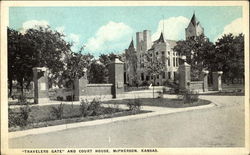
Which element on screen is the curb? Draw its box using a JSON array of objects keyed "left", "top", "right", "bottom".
[{"left": 9, "top": 103, "right": 215, "bottom": 139}]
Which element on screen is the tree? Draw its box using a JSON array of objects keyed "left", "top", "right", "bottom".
[
  {"left": 96, "top": 52, "right": 123, "bottom": 83},
  {"left": 215, "top": 33, "right": 244, "bottom": 83},
  {"left": 174, "top": 35, "right": 215, "bottom": 81},
  {"left": 88, "top": 60, "right": 108, "bottom": 83},
  {"left": 7, "top": 26, "right": 72, "bottom": 95},
  {"left": 124, "top": 46, "right": 138, "bottom": 86},
  {"left": 60, "top": 47, "right": 93, "bottom": 100},
  {"left": 144, "top": 50, "right": 165, "bottom": 98}
]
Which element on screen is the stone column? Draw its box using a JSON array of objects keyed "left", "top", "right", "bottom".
[
  {"left": 109, "top": 58, "right": 124, "bottom": 98},
  {"left": 202, "top": 70, "right": 209, "bottom": 92},
  {"left": 74, "top": 68, "right": 88, "bottom": 101},
  {"left": 178, "top": 58, "right": 191, "bottom": 91},
  {"left": 212, "top": 71, "right": 223, "bottom": 91},
  {"left": 33, "top": 67, "right": 49, "bottom": 104}
]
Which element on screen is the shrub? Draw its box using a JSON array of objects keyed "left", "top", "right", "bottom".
[
  {"left": 17, "top": 94, "right": 29, "bottom": 105},
  {"left": 157, "top": 91, "right": 163, "bottom": 98},
  {"left": 79, "top": 99, "right": 90, "bottom": 117},
  {"left": 127, "top": 98, "right": 142, "bottom": 112},
  {"left": 182, "top": 90, "right": 199, "bottom": 104},
  {"left": 51, "top": 103, "right": 64, "bottom": 119},
  {"left": 57, "top": 96, "right": 63, "bottom": 101},
  {"left": 8, "top": 105, "right": 31, "bottom": 127},
  {"left": 66, "top": 95, "right": 73, "bottom": 101},
  {"left": 88, "top": 98, "right": 102, "bottom": 116},
  {"left": 163, "top": 80, "right": 179, "bottom": 94}
]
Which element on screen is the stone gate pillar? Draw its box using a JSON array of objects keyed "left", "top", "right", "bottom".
[
  {"left": 212, "top": 71, "right": 223, "bottom": 91},
  {"left": 202, "top": 70, "right": 209, "bottom": 92},
  {"left": 178, "top": 58, "right": 191, "bottom": 91},
  {"left": 33, "top": 67, "right": 49, "bottom": 104},
  {"left": 109, "top": 58, "right": 124, "bottom": 98},
  {"left": 74, "top": 68, "right": 88, "bottom": 101}
]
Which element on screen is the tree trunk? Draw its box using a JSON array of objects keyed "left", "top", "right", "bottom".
[
  {"left": 8, "top": 78, "right": 13, "bottom": 97},
  {"left": 20, "top": 79, "right": 24, "bottom": 96}
]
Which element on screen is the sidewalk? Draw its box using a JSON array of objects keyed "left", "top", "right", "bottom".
[{"left": 9, "top": 101, "right": 215, "bottom": 139}]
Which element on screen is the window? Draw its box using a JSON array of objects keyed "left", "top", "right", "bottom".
[
  {"left": 162, "top": 51, "right": 165, "bottom": 55},
  {"left": 162, "top": 72, "right": 165, "bottom": 79},
  {"left": 174, "top": 72, "right": 177, "bottom": 80},
  {"left": 141, "top": 73, "right": 144, "bottom": 81},
  {"left": 173, "top": 57, "right": 175, "bottom": 67},
  {"left": 168, "top": 58, "right": 170, "bottom": 66},
  {"left": 146, "top": 76, "right": 150, "bottom": 81},
  {"left": 168, "top": 72, "right": 171, "bottom": 79},
  {"left": 157, "top": 75, "right": 159, "bottom": 79}
]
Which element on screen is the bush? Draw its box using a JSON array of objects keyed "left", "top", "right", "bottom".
[
  {"left": 17, "top": 94, "right": 29, "bottom": 105},
  {"left": 127, "top": 98, "right": 142, "bottom": 112},
  {"left": 182, "top": 90, "right": 199, "bottom": 104},
  {"left": 79, "top": 99, "right": 90, "bottom": 117},
  {"left": 157, "top": 91, "right": 163, "bottom": 98},
  {"left": 88, "top": 98, "right": 102, "bottom": 116},
  {"left": 57, "top": 96, "right": 63, "bottom": 101},
  {"left": 163, "top": 80, "right": 179, "bottom": 94},
  {"left": 66, "top": 95, "right": 73, "bottom": 101},
  {"left": 51, "top": 103, "right": 64, "bottom": 119},
  {"left": 8, "top": 105, "right": 31, "bottom": 127}
]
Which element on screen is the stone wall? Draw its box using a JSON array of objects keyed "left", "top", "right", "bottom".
[
  {"left": 85, "top": 84, "right": 112, "bottom": 97},
  {"left": 190, "top": 81, "right": 204, "bottom": 92}
]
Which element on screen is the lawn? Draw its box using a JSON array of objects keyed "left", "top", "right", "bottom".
[
  {"left": 103, "top": 98, "right": 211, "bottom": 108},
  {"left": 8, "top": 103, "right": 148, "bottom": 132}
]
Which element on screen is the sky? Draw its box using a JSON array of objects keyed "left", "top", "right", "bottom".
[{"left": 9, "top": 6, "right": 243, "bottom": 57}]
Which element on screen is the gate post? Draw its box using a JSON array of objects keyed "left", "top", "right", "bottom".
[
  {"left": 109, "top": 58, "right": 124, "bottom": 98},
  {"left": 74, "top": 68, "right": 88, "bottom": 101},
  {"left": 178, "top": 57, "right": 191, "bottom": 91},
  {"left": 202, "top": 70, "right": 209, "bottom": 92},
  {"left": 212, "top": 71, "right": 223, "bottom": 91},
  {"left": 33, "top": 67, "right": 49, "bottom": 104}
]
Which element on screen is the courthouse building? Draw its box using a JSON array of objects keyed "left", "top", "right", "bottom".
[{"left": 124, "top": 13, "right": 204, "bottom": 86}]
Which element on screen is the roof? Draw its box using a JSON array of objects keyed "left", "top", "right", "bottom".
[
  {"left": 190, "top": 13, "right": 197, "bottom": 26},
  {"left": 128, "top": 39, "right": 134, "bottom": 49},
  {"left": 154, "top": 32, "right": 165, "bottom": 43},
  {"left": 166, "top": 40, "right": 177, "bottom": 48}
]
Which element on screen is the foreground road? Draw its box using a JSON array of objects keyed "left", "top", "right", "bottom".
[{"left": 9, "top": 96, "right": 244, "bottom": 148}]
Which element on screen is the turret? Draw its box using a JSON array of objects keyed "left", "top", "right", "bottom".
[{"left": 185, "top": 13, "right": 204, "bottom": 40}]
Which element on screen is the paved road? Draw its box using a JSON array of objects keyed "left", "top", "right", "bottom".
[{"left": 9, "top": 96, "right": 245, "bottom": 148}]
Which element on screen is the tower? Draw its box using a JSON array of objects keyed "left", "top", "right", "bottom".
[
  {"left": 143, "top": 30, "right": 152, "bottom": 51},
  {"left": 185, "top": 13, "right": 204, "bottom": 40},
  {"left": 136, "top": 32, "right": 143, "bottom": 52}
]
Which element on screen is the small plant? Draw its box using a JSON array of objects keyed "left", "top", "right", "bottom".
[
  {"left": 51, "top": 103, "right": 64, "bottom": 119},
  {"left": 57, "top": 96, "right": 63, "bottom": 101},
  {"left": 182, "top": 90, "right": 199, "bottom": 104},
  {"left": 17, "top": 94, "right": 29, "bottom": 105},
  {"left": 157, "top": 91, "right": 163, "bottom": 98},
  {"left": 127, "top": 98, "right": 142, "bottom": 112},
  {"left": 66, "top": 95, "right": 73, "bottom": 101},
  {"left": 79, "top": 99, "right": 90, "bottom": 117},
  {"left": 88, "top": 98, "right": 102, "bottom": 116},
  {"left": 8, "top": 105, "right": 31, "bottom": 127}
]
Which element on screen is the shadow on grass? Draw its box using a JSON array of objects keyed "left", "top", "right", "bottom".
[{"left": 103, "top": 98, "right": 211, "bottom": 108}]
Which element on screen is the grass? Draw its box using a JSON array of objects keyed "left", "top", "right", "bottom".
[
  {"left": 9, "top": 104, "right": 149, "bottom": 132},
  {"left": 103, "top": 98, "right": 211, "bottom": 108}
]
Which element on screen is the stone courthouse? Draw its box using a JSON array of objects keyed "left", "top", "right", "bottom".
[{"left": 124, "top": 13, "right": 204, "bottom": 86}]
